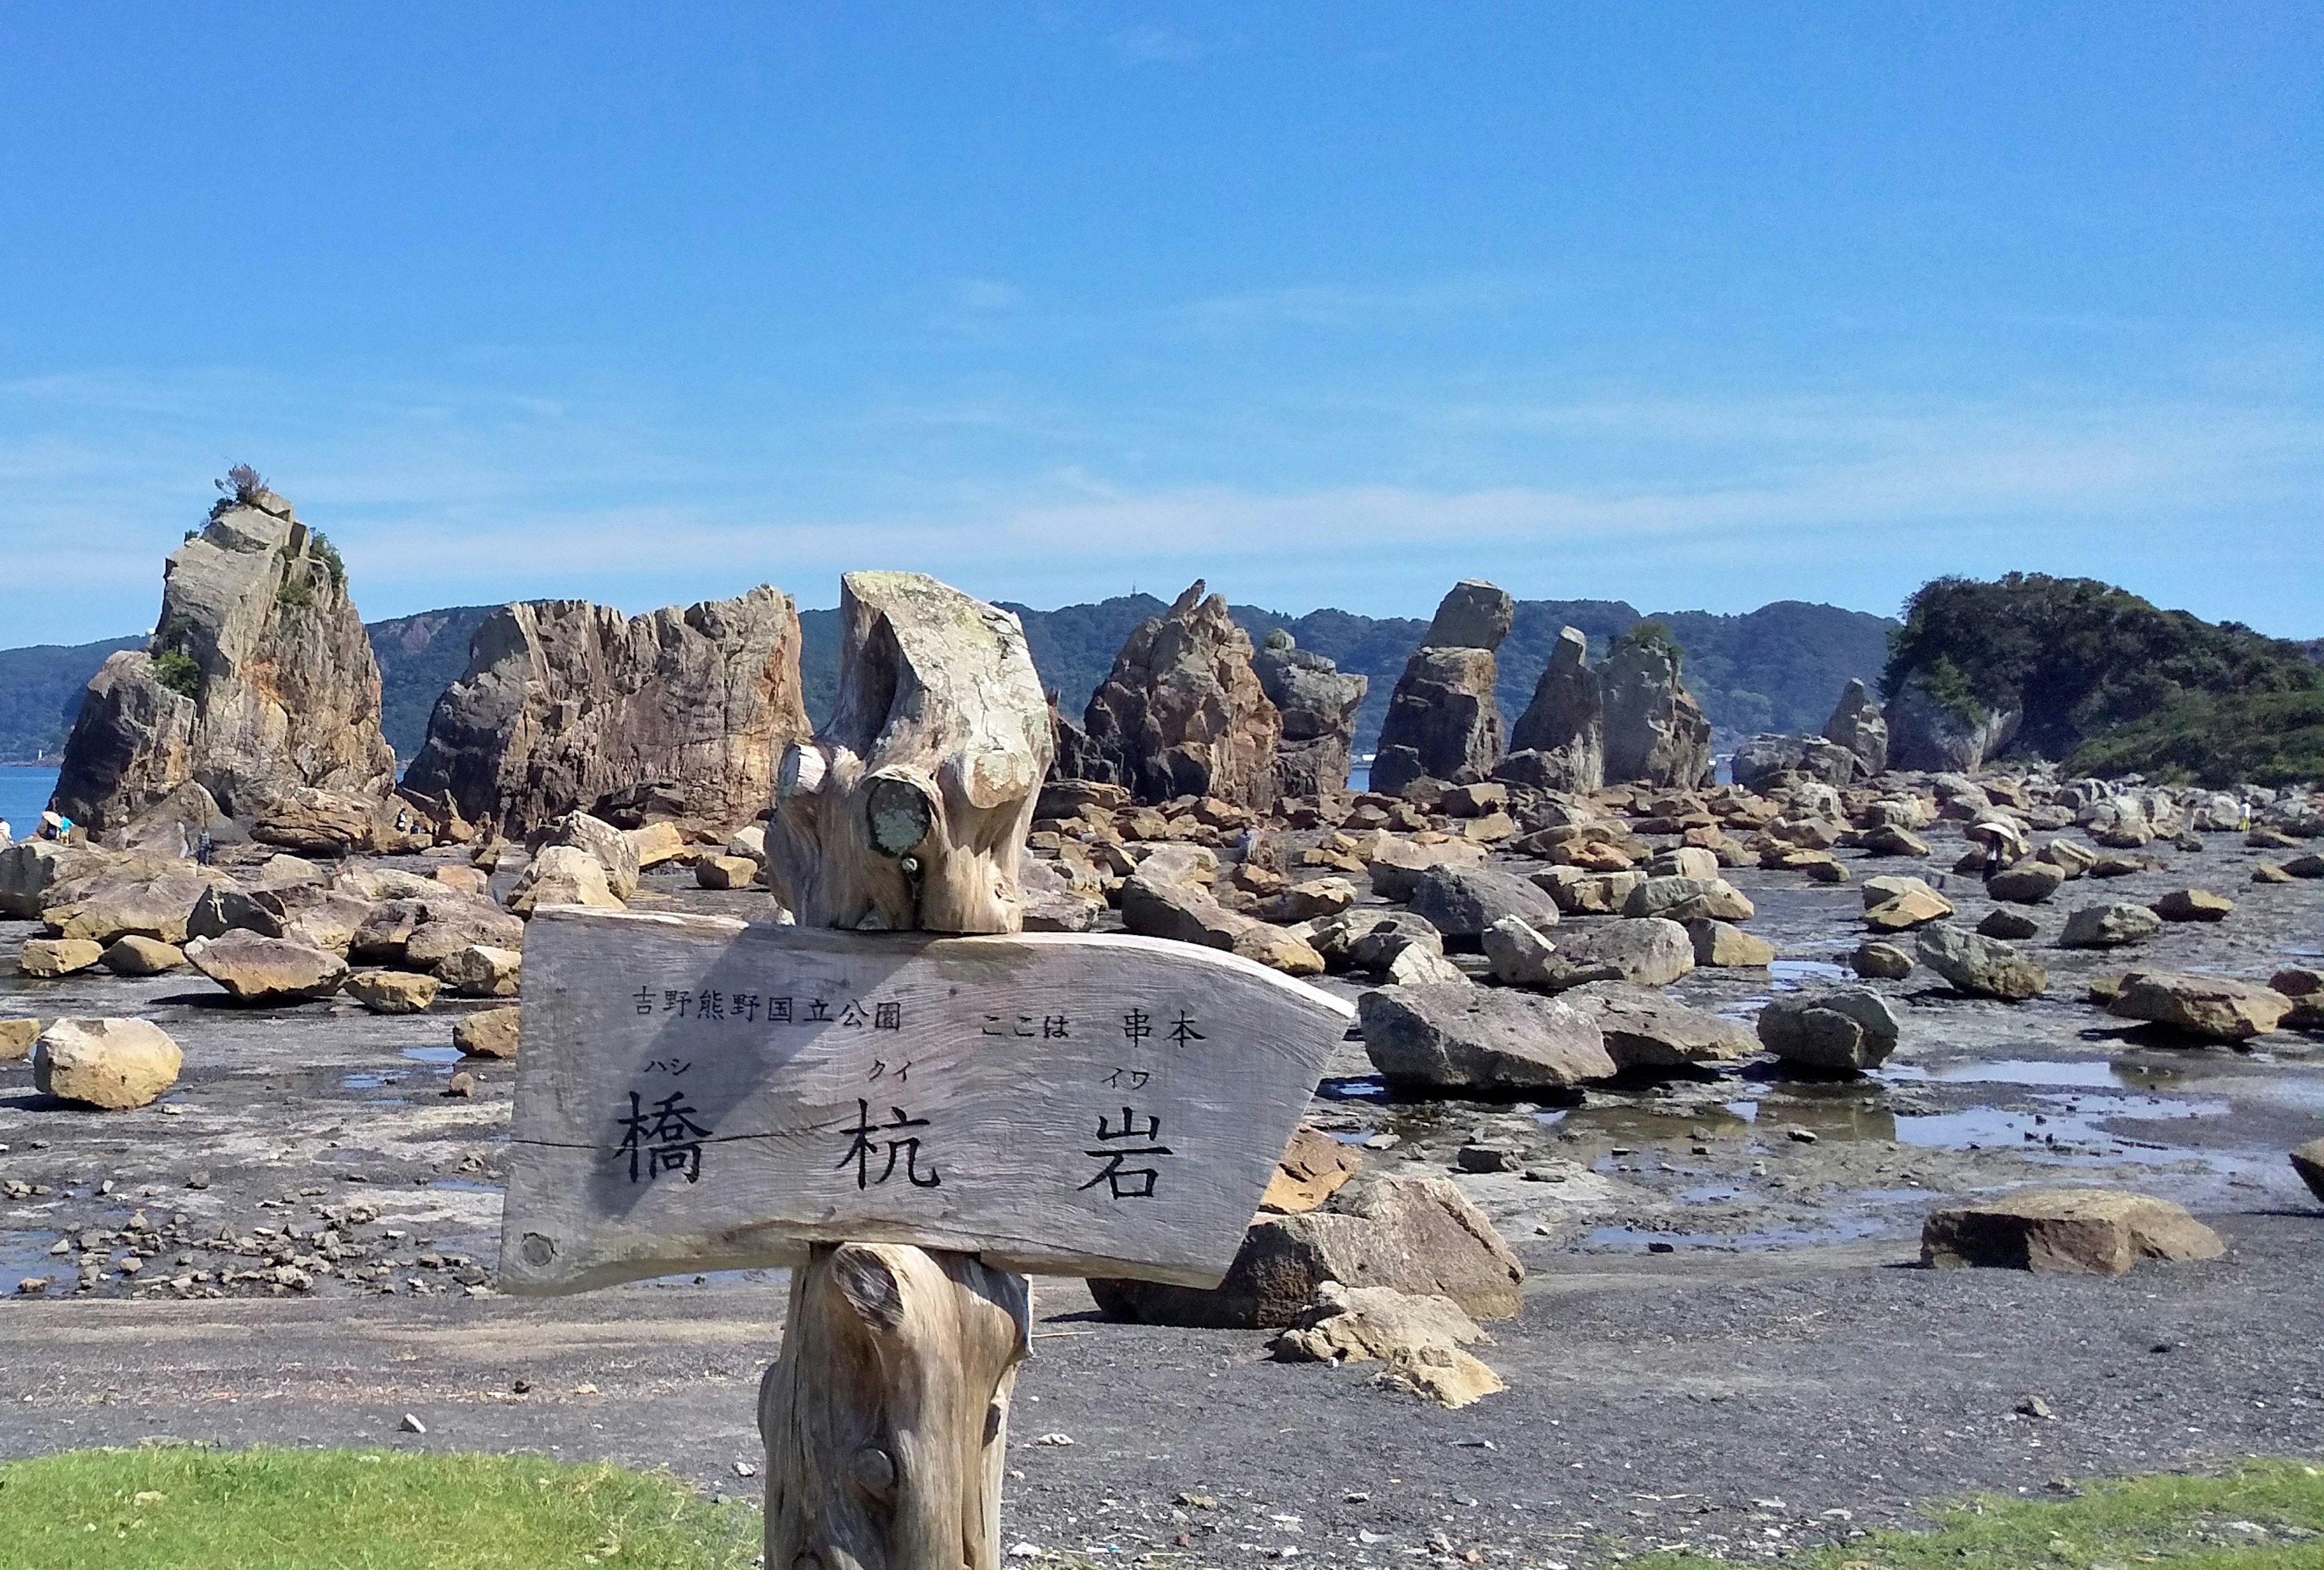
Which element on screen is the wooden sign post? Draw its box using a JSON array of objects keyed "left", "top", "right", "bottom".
[{"left": 501, "top": 573, "right": 1353, "bottom": 1570}]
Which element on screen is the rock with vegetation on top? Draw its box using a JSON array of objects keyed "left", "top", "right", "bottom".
[
  {"left": 34, "top": 1017, "right": 182, "bottom": 1110},
  {"left": 1921, "top": 1189, "right": 2225, "bottom": 1275},
  {"left": 1600, "top": 623, "right": 1712, "bottom": 789},
  {"left": 50, "top": 477, "right": 396, "bottom": 832}
]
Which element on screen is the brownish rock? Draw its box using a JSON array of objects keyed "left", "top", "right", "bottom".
[
  {"left": 51, "top": 484, "right": 395, "bottom": 831},
  {"left": 453, "top": 1006, "right": 522, "bottom": 1059},
  {"left": 400, "top": 587, "right": 811, "bottom": 838},
  {"left": 1069, "top": 581, "right": 1282, "bottom": 810},
  {"left": 1921, "top": 1189, "right": 2225, "bottom": 1275},
  {"left": 1261, "top": 1127, "right": 1364, "bottom": 1215}
]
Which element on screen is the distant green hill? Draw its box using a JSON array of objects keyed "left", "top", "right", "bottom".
[
  {"left": 367, "top": 606, "right": 495, "bottom": 763},
  {"left": 0, "top": 636, "right": 144, "bottom": 763},
  {"left": 1883, "top": 573, "right": 2324, "bottom": 784}
]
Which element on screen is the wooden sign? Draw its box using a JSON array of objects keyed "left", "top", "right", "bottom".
[{"left": 499, "top": 906, "right": 1355, "bottom": 1294}]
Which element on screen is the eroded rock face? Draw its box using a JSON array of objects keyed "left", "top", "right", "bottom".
[
  {"left": 52, "top": 488, "right": 396, "bottom": 832},
  {"left": 1371, "top": 582, "right": 1512, "bottom": 797},
  {"left": 1503, "top": 627, "right": 1604, "bottom": 793},
  {"left": 401, "top": 587, "right": 809, "bottom": 839},
  {"left": 1822, "top": 678, "right": 1889, "bottom": 774},
  {"left": 1071, "top": 582, "right": 1282, "bottom": 810},
  {"left": 1886, "top": 678, "right": 2020, "bottom": 773},
  {"left": 1600, "top": 637, "right": 1712, "bottom": 789},
  {"left": 1254, "top": 634, "right": 1366, "bottom": 799}
]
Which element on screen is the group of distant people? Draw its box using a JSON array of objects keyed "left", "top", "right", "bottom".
[{"left": 0, "top": 810, "right": 78, "bottom": 848}]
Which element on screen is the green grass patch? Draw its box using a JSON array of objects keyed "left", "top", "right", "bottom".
[
  {"left": 1634, "top": 1458, "right": 2324, "bottom": 1568},
  {"left": 0, "top": 1445, "right": 760, "bottom": 1569}
]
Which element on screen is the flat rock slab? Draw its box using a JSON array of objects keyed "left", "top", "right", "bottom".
[
  {"left": 1921, "top": 1188, "right": 2225, "bottom": 1276},
  {"left": 502, "top": 907, "right": 1352, "bottom": 1293},
  {"left": 1357, "top": 982, "right": 1613, "bottom": 1091},
  {"left": 2106, "top": 971, "right": 2293, "bottom": 1040}
]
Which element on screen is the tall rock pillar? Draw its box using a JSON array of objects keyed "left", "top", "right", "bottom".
[
  {"left": 1503, "top": 625, "right": 1605, "bottom": 792},
  {"left": 1600, "top": 626, "right": 1712, "bottom": 789},
  {"left": 1074, "top": 582, "right": 1282, "bottom": 810},
  {"left": 1368, "top": 580, "right": 1512, "bottom": 797}
]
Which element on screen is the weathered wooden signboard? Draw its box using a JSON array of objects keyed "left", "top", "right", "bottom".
[{"left": 500, "top": 904, "right": 1356, "bottom": 1294}]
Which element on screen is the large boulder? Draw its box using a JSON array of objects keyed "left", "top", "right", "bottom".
[
  {"left": 399, "top": 586, "right": 811, "bottom": 839},
  {"left": 1405, "top": 863, "right": 1560, "bottom": 949},
  {"left": 0, "top": 841, "right": 109, "bottom": 919},
  {"left": 2105, "top": 971, "right": 2293, "bottom": 1040},
  {"left": 1537, "top": 917, "right": 1695, "bottom": 988},
  {"left": 2061, "top": 902, "right": 2164, "bottom": 949},
  {"left": 1915, "top": 925, "right": 2048, "bottom": 1001},
  {"left": 1068, "top": 581, "right": 1281, "bottom": 810},
  {"left": 1731, "top": 734, "right": 1862, "bottom": 791},
  {"left": 1357, "top": 984, "right": 1613, "bottom": 1090},
  {"left": 1502, "top": 626, "right": 1603, "bottom": 793},
  {"left": 18, "top": 938, "right": 104, "bottom": 977},
  {"left": 39, "top": 865, "right": 218, "bottom": 946},
  {"left": 506, "top": 846, "right": 625, "bottom": 916},
  {"left": 1362, "top": 835, "right": 1488, "bottom": 900},
  {"left": 1756, "top": 988, "right": 1902, "bottom": 1074},
  {"left": 1621, "top": 875, "right": 1753, "bottom": 924},
  {"left": 1986, "top": 859, "right": 2067, "bottom": 904},
  {"left": 529, "top": 811, "right": 642, "bottom": 901},
  {"left": 1370, "top": 582, "right": 1512, "bottom": 796},
  {"left": 1558, "top": 980, "right": 1756, "bottom": 1071},
  {"left": 1885, "top": 677, "right": 2020, "bottom": 774},
  {"left": 1254, "top": 634, "right": 1367, "bottom": 800},
  {"left": 1821, "top": 678, "right": 1889, "bottom": 775},
  {"left": 187, "top": 930, "right": 348, "bottom": 1003},
  {"left": 1921, "top": 1189, "right": 2225, "bottom": 1275},
  {"left": 1088, "top": 1172, "right": 1524, "bottom": 1327},
  {"left": 1600, "top": 630, "right": 1712, "bottom": 789},
  {"left": 50, "top": 484, "right": 396, "bottom": 831},
  {"left": 34, "top": 1018, "right": 182, "bottom": 1110}
]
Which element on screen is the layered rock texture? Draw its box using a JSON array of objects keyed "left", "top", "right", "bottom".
[
  {"left": 1601, "top": 632, "right": 1712, "bottom": 789},
  {"left": 1822, "top": 678, "right": 1890, "bottom": 774},
  {"left": 1253, "top": 632, "right": 1366, "bottom": 798},
  {"left": 1068, "top": 582, "right": 1282, "bottom": 810},
  {"left": 400, "top": 587, "right": 810, "bottom": 838},
  {"left": 52, "top": 485, "right": 396, "bottom": 832},
  {"left": 1887, "top": 678, "right": 2021, "bottom": 774},
  {"left": 1502, "top": 626, "right": 1604, "bottom": 792},
  {"left": 1371, "top": 582, "right": 1513, "bottom": 796}
]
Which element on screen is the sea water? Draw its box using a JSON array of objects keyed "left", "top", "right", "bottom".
[{"left": 0, "top": 767, "right": 59, "bottom": 833}]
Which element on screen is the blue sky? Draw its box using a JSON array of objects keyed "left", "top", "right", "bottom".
[{"left": 2, "top": 2, "right": 2317, "bottom": 646}]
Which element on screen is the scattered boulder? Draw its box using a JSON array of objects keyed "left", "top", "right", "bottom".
[
  {"left": 1362, "top": 834, "right": 1488, "bottom": 900},
  {"left": 2152, "top": 888, "right": 2233, "bottom": 924},
  {"left": 438, "top": 945, "right": 523, "bottom": 999},
  {"left": 1558, "top": 980, "right": 1756, "bottom": 1071},
  {"left": 0, "top": 1017, "right": 43, "bottom": 1061},
  {"left": 1371, "top": 582, "right": 1512, "bottom": 795},
  {"left": 1920, "top": 1189, "right": 2225, "bottom": 1275},
  {"left": 33, "top": 1017, "right": 183, "bottom": 1109},
  {"left": 1119, "top": 872, "right": 1247, "bottom": 950},
  {"left": 1069, "top": 581, "right": 1282, "bottom": 810},
  {"left": 1261, "top": 1128, "right": 1364, "bottom": 1215},
  {"left": 530, "top": 812, "right": 641, "bottom": 901},
  {"left": 624, "top": 820, "right": 690, "bottom": 870},
  {"left": 1756, "top": 988, "right": 1902, "bottom": 1074},
  {"left": 400, "top": 586, "right": 812, "bottom": 839},
  {"left": 2104, "top": 971, "right": 2293, "bottom": 1040},
  {"left": 1863, "top": 882, "right": 1954, "bottom": 931},
  {"left": 1357, "top": 984, "right": 1613, "bottom": 1091},
  {"left": 2291, "top": 1138, "right": 2324, "bottom": 1205},
  {"left": 1546, "top": 918, "right": 1696, "bottom": 987},
  {"left": 1407, "top": 863, "right": 1560, "bottom": 949},
  {"left": 19, "top": 937, "right": 106, "bottom": 977},
  {"left": 100, "top": 935, "right": 186, "bottom": 976},
  {"left": 41, "top": 866, "right": 218, "bottom": 947},
  {"left": 1976, "top": 908, "right": 2040, "bottom": 941},
  {"left": 1986, "top": 861, "right": 2066, "bottom": 905},
  {"left": 1850, "top": 940, "right": 1914, "bottom": 980},
  {"left": 1253, "top": 877, "right": 1359, "bottom": 925},
  {"left": 187, "top": 930, "right": 349, "bottom": 1003},
  {"left": 696, "top": 854, "right": 761, "bottom": 891},
  {"left": 185, "top": 884, "right": 287, "bottom": 942},
  {"left": 1621, "top": 875, "right": 1753, "bottom": 924},
  {"left": 1732, "top": 734, "right": 1862, "bottom": 791},
  {"left": 401, "top": 899, "right": 526, "bottom": 972},
  {"left": 2271, "top": 967, "right": 2324, "bottom": 1030},
  {"left": 1688, "top": 918, "right": 1774, "bottom": 968},
  {"left": 1271, "top": 1283, "right": 1503, "bottom": 1408},
  {"left": 2060, "top": 902, "right": 2164, "bottom": 949},
  {"left": 507, "top": 846, "right": 625, "bottom": 915},
  {"left": 1089, "top": 1173, "right": 1523, "bottom": 1327},
  {"left": 454, "top": 1006, "right": 522, "bottom": 1059},
  {"left": 1915, "top": 925, "right": 2048, "bottom": 1002},
  {"left": 347, "top": 970, "right": 441, "bottom": 1014}
]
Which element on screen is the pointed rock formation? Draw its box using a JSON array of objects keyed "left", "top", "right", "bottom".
[
  {"left": 52, "top": 478, "right": 396, "bottom": 832},
  {"left": 1502, "top": 626, "right": 1604, "bottom": 792},
  {"left": 1601, "top": 625, "right": 1712, "bottom": 789},
  {"left": 1370, "top": 581, "right": 1512, "bottom": 798},
  {"left": 1255, "top": 631, "right": 1366, "bottom": 798},
  {"left": 1822, "top": 678, "right": 1890, "bottom": 775},
  {"left": 1072, "top": 582, "right": 1281, "bottom": 810},
  {"left": 399, "top": 587, "right": 810, "bottom": 839}
]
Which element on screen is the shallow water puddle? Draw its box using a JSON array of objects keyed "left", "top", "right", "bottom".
[{"left": 1883, "top": 1057, "right": 2184, "bottom": 1090}]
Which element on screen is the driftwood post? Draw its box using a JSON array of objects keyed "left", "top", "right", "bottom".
[
  {"left": 497, "top": 572, "right": 1354, "bottom": 1570},
  {"left": 763, "top": 571, "right": 1051, "bottom": 1570}
]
